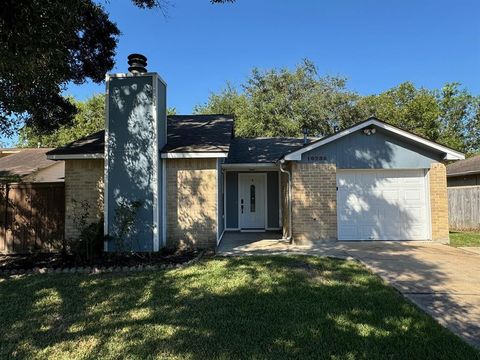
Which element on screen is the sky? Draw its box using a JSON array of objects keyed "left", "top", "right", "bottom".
[{"left": 6, "top": 0, "right": 480, "bottom": 145}]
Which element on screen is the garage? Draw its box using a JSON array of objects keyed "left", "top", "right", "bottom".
[{"left": 337, "top": 169, "right": 430, "bottom": 241}]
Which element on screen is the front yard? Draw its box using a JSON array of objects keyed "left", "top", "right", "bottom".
[
  {"left": 450, "top": 231, "right": 480, "bottom": 247},
  {"left": 1, "top": 256, "right": 478, "bottom": 359}
]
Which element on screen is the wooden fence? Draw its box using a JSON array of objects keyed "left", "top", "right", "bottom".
[
  {"left": 0, "top": 182, "right": 65, "bottom": 254},
  {"left": 448, "top": 185, "right": 480, "bottom": 231}
]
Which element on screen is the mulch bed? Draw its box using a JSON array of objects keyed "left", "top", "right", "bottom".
[{"left": 0, "top": 248, "right": 201, "bottom": 272}]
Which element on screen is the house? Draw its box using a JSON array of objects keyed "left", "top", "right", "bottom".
[
  {"left": 0, "top": 148, "right": 64, "bottom": 183},
  {"left": 446, "top": 155, "right": 480, "bottom": 187},
  {"left": 46, "top": 55, "right": 465, "bottom": 250}
]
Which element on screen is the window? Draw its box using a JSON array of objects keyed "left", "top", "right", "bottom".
[{"left": 250, "top": 184, "right": 255, "bottom": 212}]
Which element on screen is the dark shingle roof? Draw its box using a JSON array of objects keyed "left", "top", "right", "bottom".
[
  {"left": 0, "top": 148, "right": 57, "bottom": 178},
  {"left": 447, "top": 155, "right": 480, "bottom": 176},
  {"left": 47, "top": 115, "right": 234, "bottom": 157},
  {"left": 162, "top": 115, "right": 233, "bottom": 153},
  {"left": 47, "top": 131, "right": 105, "bottom": 156},
  {"left": 225, "top": 138, "right": 307, "bottom": 164}
]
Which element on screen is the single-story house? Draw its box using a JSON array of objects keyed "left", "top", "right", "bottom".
[
  {"left": 46, "top": 57, "right": 465, "bottom": 251},
  {"left": 446, "top": 155, "right": 480, "bottom": 187},
  {"left": 0, "top": 148, "right": 64, "bottom": 183}
]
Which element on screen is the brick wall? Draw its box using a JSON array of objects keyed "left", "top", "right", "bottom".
[
  {"left": 429, "top": 163, "right": 449, "bottom": 243},
  {"left": 166, "top": 158, "right": 217, "bottom": 249},
  {"left": 291, "top": 163, "right": 337, "bottom": 244},
  {"left": 64, "top": 159, "right": 104, "bottom": 240}
]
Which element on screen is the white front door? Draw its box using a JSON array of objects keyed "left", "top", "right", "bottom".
[
  {"left": 239, "top": 173, "right": 266, "bottom": 230},
  {"left": 337, "top": 169, "right": 430, "bottom": 240}
]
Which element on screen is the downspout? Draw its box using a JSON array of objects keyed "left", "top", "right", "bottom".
[{"left": 279, "top": 159, "right": 292, "bottom": 243}]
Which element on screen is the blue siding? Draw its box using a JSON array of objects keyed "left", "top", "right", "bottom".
[
  {"left": 225, "top": 171, "right": 280, "bottom": 229},
  {"left": 226, "top": 172, "right": 238, "bottom": 228},
  {"left": 301, "top": 126, "right": 442, "bottom": 168},
  {"left": 106, "top": 75, "right": 165, "bottom": 251}
]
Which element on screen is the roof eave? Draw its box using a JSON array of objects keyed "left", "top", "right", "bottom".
[{"left": 46, "top": 153, "right": 104, "bottom": 160}]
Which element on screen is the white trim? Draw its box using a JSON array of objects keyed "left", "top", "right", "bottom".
[
  {"left": 284, "top": 118, "right": 465, "bottom": 161},
  {"left": 266, "top": 227, "right": 281, "bottom": 231},
  {"left": 162, "top": 160, "right": 167, "bottom": 247},
  {"left": 241, "top": 229, "right": 266, "bottom": 233},
  {"left": 161, "top": 152, "right": 227, "bottom": 159},
  {"left": 217, "top": 229, "right": 226, "bottom": 245},
  {"left": 107, "top": 72, "right": 167, "bottom": 87},
  {"left": 225, "top": 227, "right": 241, "bottom": 231},
  {"left": 223, "top": 168, "right": 227, "bottom": 236},
  {"left": 424, "top": 168, "right": 433, "bottom": 241},
  {"left": 222, "top": 163, "right": 278, "bottom": 170},
  {"left": 103, "top": 78, "right": 110, "bottom": 252},
  {"left": 47, "top": 153, "right": 103, "bottom": 160},
  {"left": 152, "top": 77, "right": 159, "bottom": 252}
]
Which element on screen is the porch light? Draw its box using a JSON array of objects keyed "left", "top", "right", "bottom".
[{"left": 363, "top": 127, "right": 376, "bottom": 136}]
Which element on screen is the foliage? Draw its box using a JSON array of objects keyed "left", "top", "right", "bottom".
[
  {"left": 18, "top": 94, "right": 177, "bottom": 147},
  {"left": 196, "top": 61, "right": 480, "bottom": 154},
  {"left": 69, "top": 199, "right": 103, "bottom": 261},
  {"left": 449, "top": 231, "right": 480, "bottom": 247},
  {"left": 18, "top": 94, "right": 105, "bottom": 147},
  {"left": 195, "top": 60, "right": 361, "bottom": 137},
  {"left": 0, "top": 0, "right": 231, "bottom": 137},
  {"left": 1, "top": 256, "right": 478, "bottom": 359}
]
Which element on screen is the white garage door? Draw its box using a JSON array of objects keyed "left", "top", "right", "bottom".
[{"left": 337, "top": 170, "right": 430, "bottom": 241}]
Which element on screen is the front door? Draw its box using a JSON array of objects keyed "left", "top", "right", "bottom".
[{"left": 239, "top": 173, "right": 266, "bottom": 230}]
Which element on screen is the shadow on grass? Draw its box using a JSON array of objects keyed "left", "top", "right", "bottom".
[{"left": 0, "top": 256, "right": 478, "bottom": 359}]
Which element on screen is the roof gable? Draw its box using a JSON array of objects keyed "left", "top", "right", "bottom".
[{"left": 283, "top": 117, "right": 465, "bottom": 161}]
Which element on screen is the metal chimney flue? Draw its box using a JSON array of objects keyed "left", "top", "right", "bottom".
[{"left": 128, "top": 53, "right": 147, "bottom": 74}]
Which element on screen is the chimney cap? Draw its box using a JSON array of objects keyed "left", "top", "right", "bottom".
[{"left": 127, "top": 53, "right": 148, "bottom": 74}]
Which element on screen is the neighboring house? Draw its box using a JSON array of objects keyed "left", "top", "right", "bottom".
[
  {"left": 446, "top": 155, "right": 480, "bottom": 187},
  {"left": 46, "top": 58, "right": 465, "bottom": 251},
  {"left": 0, "top": 148, "right": 64, "bottom": 183}
]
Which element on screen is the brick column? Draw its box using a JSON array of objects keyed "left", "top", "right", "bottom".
[
  {"left": 429, "top": 163, "right": 449, "bottom": 243},
  {"left": 291, "top": 163, "right": 337, "bottom": 244}
]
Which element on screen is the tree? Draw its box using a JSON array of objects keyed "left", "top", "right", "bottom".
[
  {"left": 0, "top": 0, "right": 233, "bottom": 137},
  {"left": 356, "top": 82, "right": 442, "bottom": 141},
  {"left": 18, "top": 95, "right": 177, "bottom": 148},
  {"left": 195, "top": 60, "right": 361, "bottom": 137}
]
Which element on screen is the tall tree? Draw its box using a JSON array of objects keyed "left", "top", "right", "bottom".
[
  {"left": 18, "top": 95, "right": 177, "bottom": 148},
  {"left": 356, "top": 82, "right": 442, "bottom": 141},
  {"left": 0, "top": 0, "right": 232, "bottom": 137},
  {"left": 195, "top": 60, "right": 361, "bottom": 137}
]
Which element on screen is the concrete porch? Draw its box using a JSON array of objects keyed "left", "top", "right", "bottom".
[{"left": 216, "top": 231, "right": 348, "bottom": 258}]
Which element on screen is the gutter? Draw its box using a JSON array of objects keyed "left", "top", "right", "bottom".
[{"left": 278, "top": 159, "right": 292, "bottom": 243}]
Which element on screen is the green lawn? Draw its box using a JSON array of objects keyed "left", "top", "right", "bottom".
[
  {"left": 450, "top": 231, "right": 480, "bottom": 247},
  {"left": 1, "top": 256, "right": 478, "bottom": 360}
]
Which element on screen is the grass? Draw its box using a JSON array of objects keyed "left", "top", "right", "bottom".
[
  {"left": 450, "top": 231, "right": 480, "bottom": 247},
  {"left": 0, "top": 256, "right": 478, "bottom": 360}
]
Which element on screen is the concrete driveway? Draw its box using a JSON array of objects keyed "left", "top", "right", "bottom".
[{"left": 342, "top": 242, "right": 480, "bottom": 350}]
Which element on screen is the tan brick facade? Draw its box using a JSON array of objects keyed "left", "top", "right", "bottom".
[
  {"left": 64, "top": 159, "right": 104, "bottom": 240},
  {"left": 429, "top": 163, "right": 449, "bottom": 243},
  {"left": 166, "top": 158, "right": 217, "bottom": 249},
  {"left": 291, "top": 163, "right": 337, "bottom": 244}
]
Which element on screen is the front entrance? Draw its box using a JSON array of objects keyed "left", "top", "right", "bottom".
[{"left": 238, "top": 173, "right": 266, "bottom": 230}]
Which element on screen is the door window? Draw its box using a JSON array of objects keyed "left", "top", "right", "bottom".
[{"left": 250, "top": 184, "right": 256, "bottom": 212}]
